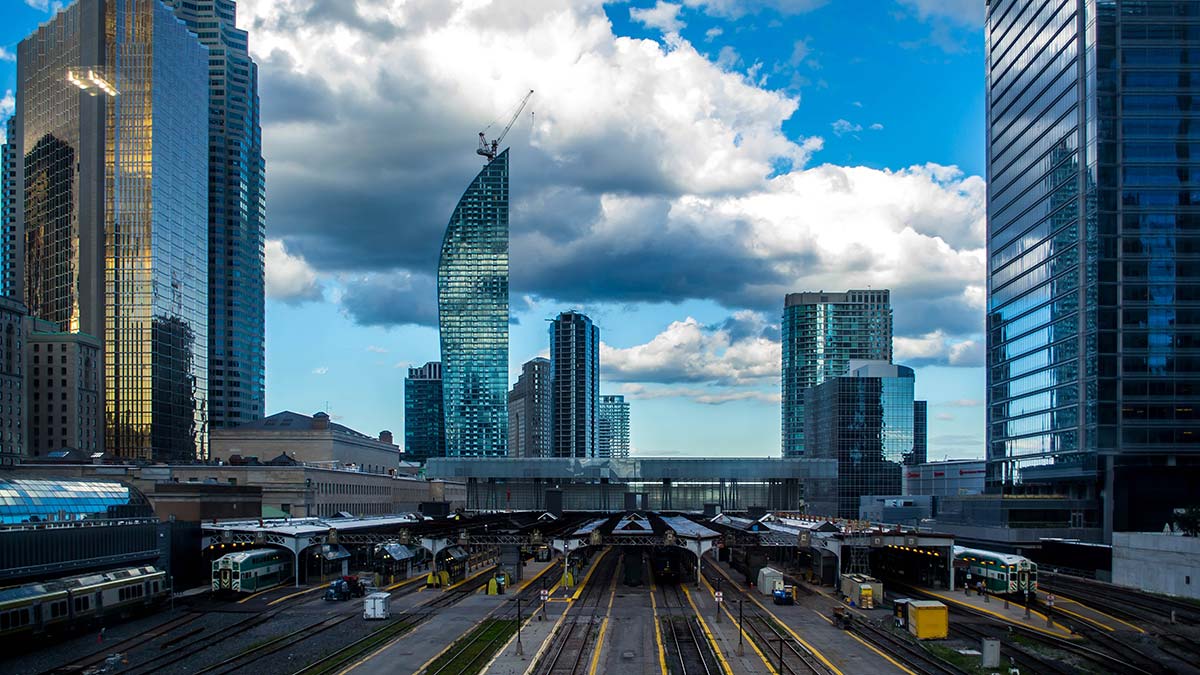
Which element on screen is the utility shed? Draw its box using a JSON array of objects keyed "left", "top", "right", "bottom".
[
  {"left": 757, "top": 566, "right": 783, "bottom": 595},
  {"left": 907, "top": 600, "right": 948, "bottom": 639}
]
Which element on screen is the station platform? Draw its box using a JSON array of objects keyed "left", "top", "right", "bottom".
[
  {"left": 909, "top": 585, "right": 1077, "bottom": 638},
  {"left": 1034, "top": 588, "right": 1147, "bottom": 634}
]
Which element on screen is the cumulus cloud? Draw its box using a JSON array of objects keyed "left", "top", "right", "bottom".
[
  {"left": 682, "top": 0, "right": 829, "bottom": 19},
  {"left": 0, "top": 48, "right": 14, "bottom": 62},
  {"left": 0, "top": 90, "right": 12, "bottom": 143},
  {"left": 831, "top": 119, "right": 861, "bottom": 136},
  {"left": 621, "top": 382, "right": 780, "bottom": 405},
  {"left": 869, "top": 122, "right": 884, "bottom": 131},
  {"left": 265, "top": 239, "right": 323, "bottom": 304},
  {"left": 897, "top": 0, "right": 984, "bottom": 28},
  {"left": 895, "top": 330, "right": 983, "bottom": 367},
  {"left": 312, "top": 366, "right": 329, "bottom": 375},
  {"left": 630, "top": 1, "right": 685, "bottom": 34},
  {"left": 339, "top": 271, "right": 438, "bottom": 328},
  {"left": 602, "top": 312, "right": 780, "bottom": 386},
  {"left": 366, "top": 345, "right": 388, "bottom": 354},
  {"left": 941, "top": 399, "right": 983, "bottom": 408},
  {"left": 704, "top": 27, "right": 723, "bottom": 41}
]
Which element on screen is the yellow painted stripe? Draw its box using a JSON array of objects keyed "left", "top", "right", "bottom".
[
  {"left": 813, "top": 610, "right": 917, "bottom": 675},
  {"left": 571, "top": 548, "right": 613, "bottom": 601},
  {"left": 681, "top": 584, "right": 733, "bottom": 675},
  {"left": 267, "top": 584, "right": 323, "bottom": 606},
  {"left": 649, "top": 571, "right": 668, "bottom": 674},
  {"left": 586, "top": 554, "right": 623, "bottom": 675},
  {"left": 383, "top": 574, "right": 426, "bottom": 592},
  {"left": 917, "top": 587, "right": 1078, "bottom": 639},
  {"left": 701, "top": 572, "right": 778, "bottom": 675},
  {"left": 1042, "top": 590, "right": 1145, "bottom": 634},
  {"left": 442, "top": 565, "right": 496, "bottom": 593},
  {"left": 514, "top": 556, "right": 561, "bottom": 593},
  {"left": 586, "top": 618, "right": 609, "bottom": 675},
  {"left": 236, "top": 586, "right": 274, "bottom": 604},
  {"left": 708, "top": 562, "right": 844, "bottom": 675}
]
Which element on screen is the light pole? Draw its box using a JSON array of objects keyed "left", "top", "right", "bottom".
[
  {"left": 737, "top": 600, "right": 745, "bottom": 656},
  {"left": 516, "top": 598, "right": 524, "bottom": 657}
]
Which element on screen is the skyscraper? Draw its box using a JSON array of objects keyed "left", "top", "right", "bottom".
[
  {"left": 508, "top": 357, "right": 550, "bottom": 458},
  {"left": 781, "top": 290, "right": 893, "bottom": 457},
  {"left": 12, "top": 0, "right": 209, "bottom": 461},
  {"left": 986, "top": 0, "right": 1200, "bottom": 538},
  {"left": 598, "top": 394, "right": 630, "bottom": 459},
  {"left": 404, "top": 361, "right": 444, "bottom": 464},
  {"left": 438, "top": 150, "right": 509, "bottom": 457},
  {"left": 911, "top": 400, "right": 928, "bottom": 466},
  {"left": 163, "top": 0, "right": 266, "bottom": 430},
  {"left": 550, "top": 311, "right": 599, "bottom": 458},
  {"left": 805, "top": 360, "right": 915, "bottom": 519},
  {"left": 1, "top": 117, "right": 17, "bottom": 297}
]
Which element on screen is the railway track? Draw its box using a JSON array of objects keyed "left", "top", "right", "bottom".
[
  {"left": 948, "top": 620, "right": 1074, "bottom": 675},
  {"left": 529, "top": 549, "right": 620, "bottom": 675},
  {"left": 663, "top": 615, "right": 717, "bottom": 675},
  {"left": 193, "top": 614, "right": 353, "bottom": 675},
  {"left": 1041, "top": 572, "right": 1200, "bottom": 626},
  {"left": 40, "top": 612, "right": 204, "bottom": 674},
  {"left": 847, "top": 619, "right": 966, "bottom": 675},
  {"left": 289, "top": 610, "right": 433, "bottom": 675},
  {"left": 109, "top": 610, "right": 282, "bottom": 675}
]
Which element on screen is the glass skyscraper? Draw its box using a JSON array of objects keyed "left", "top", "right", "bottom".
[
  {"left": 805, "top": 361, "right": 915, "bottom": 519},
  {"left": 13, "top": 0, "right": 209, "bottom": 461},
  {"left": 550, "top": 311, "right": 599, "bottom": 458},
  {"left": 781, "top": 290, "right": 893, "bottom": 457},
  {"left": 163, "top": 0, "right": 266, "bottom": 430},
  {"left": 1, "top": 118, "right": 16, "bottom": 297},
  {"left": 404, "top": 361, "right": 444, "bottom": 464},
  {"left": 987, "top": 0, "right": 1200, "bottom": 537},
  {"left": 598, "top": 394, "right": 630, "bottom": 459},
  {"left": 438, "top": 150, "right": 509, "bottom": 457}
]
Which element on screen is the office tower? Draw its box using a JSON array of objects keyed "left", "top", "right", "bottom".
[
  {"left": 1, "top": 117, "right": 16, "bottom": 297},
  {"left": 550, "top": 311, "right": 599, "bottom": 458},
  {"left": 508, "top": 357, "right": 550, "bottom": 458},
  {"left": 986, "top": 0, "right": 1200, "bottom": 538},
  {"left": 0, "top": 296, "right": 27, "bottom": 466},
  {"left": 404, "top": 362, "right": 445, "bottom": 464},
  {"left": 781, "top": 290, "right": 892, "bottom": 457},
  {"left": 911, "top": 400, "right": 927, "bottom": 466},
  {"left": 805, "top": 360, "right": 915, "bottom": 519},
  {"left": 164, "top": 0, "right": 267, "bottom": 430},
  {"left": 13, "top": 0, "right": 209, "bottom": 461},
  {"left": 27, "top": 318, "right": 102, "bottom": 456},
  {"left": 598, "top": 394, "right": 630, "bottom": 459},
  {"left": 437, "top": 151, "right": 509, "bottom": 457}
]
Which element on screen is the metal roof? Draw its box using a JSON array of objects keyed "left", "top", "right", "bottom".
[
  {"left": 202, "top": 513, "right": 422, "bottom": 537},
  {"left": 659, "top": 516, "right": 719, "bottom": 539},
  {"left": 572, "top": 517, "right": 609, "bottom": 537}
]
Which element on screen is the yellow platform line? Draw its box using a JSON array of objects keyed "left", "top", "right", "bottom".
[
  {"left": 441, "top": 564, "right": 496, "bottom": 593},
  {"left": 383, "top": 574, "right": 426, "bottom": 592},
  {"left": 682, "top": 584, "right": 733, "bottom": 675},
  {"left": 649, "top": 572, "right": 668, "bottom": 674},
  {"left": 708, "top": 562, "right": 844, "bottom": 675},
  {"left": 700, "top": 573, "right": 778, "bottom": 675},
  {"left": 586, "top": 554, "right": 623, "bottom": 675},
  {"left": 267, "top": 584, "right": 324, "bottom": 606},
  {"left": 1042, "top": 590, "right": 1145, "bottom": 634},
  {"left": 813, "top": 610, "right": 917, "bottom": 675},
  {"left": 571, "top": 548, "right": 613, "bottom": 601},
  {"left": 917, "top": 587, "right": 1078, "bottom": 639},
  {"left": 236, "top": 586, "right": 276, "bottom": 604}
]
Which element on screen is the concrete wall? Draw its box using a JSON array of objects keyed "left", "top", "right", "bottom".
[
  {"left": 1113, "top": 532, "right": 1200, "bottom": 600},
  {"left": 210, "top": 429, "right": 400, "bottom": 474}
]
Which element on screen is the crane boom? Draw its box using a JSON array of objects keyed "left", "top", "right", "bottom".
[{"left": 478, "top": 89, "right": 534, "bottom": 161}]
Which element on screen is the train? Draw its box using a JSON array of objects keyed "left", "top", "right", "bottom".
[
  {"left": 623, "top": 550, "right": 645, "bottom": 586},
  {"left": 954, "top": 546, "right": 1038, "bottom": 595},
  {"left": 212, "top": 548, "right": 290, "bottom": 594},
  {"left": 0, "top": 566, "right": 168, "bottom": 640}
]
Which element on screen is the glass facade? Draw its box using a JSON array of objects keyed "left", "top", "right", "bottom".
[
  {"left": 781, "top": 290, "right": 892, "bottom": 457},
  {"left": 598, "top": 394, "right": 630, "bottom": 459},
  {"left": 0, "top": 477, "right": 152, "bottom": 524},
  {"left": 15, "top": 0, "right": 209, "bottom": 462},
  {"left": 404, "top": 361, "right": 444, "bottom": 464},
  {"left": 508, "top": 357, "right": 550, "bottom": 458},
  {"left": 163, "top": 0, "right": 266, "bottom": 431},
  {"left": 987, "top": 0, "right": 1200, "bottom": 535},
  {"left": 550, "top": 311, "right": 599, "bottom": 458},
  {"left": 912, "top": 400, "right": 928, "bottom": 466},
  {"left": 804, "top": 361, "right": 915, "bottom": 519},
  {"left": 1, "top": 117, "right": 16, "bottom": 298},
  {"left": 438, "top": 150, "right": 509, "bottom": 457}
]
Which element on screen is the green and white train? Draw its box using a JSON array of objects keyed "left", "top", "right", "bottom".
[
  {"left": 212, "top": 548, "right": 290, "bottom": 594},
  {"left": 954, "top": 546, "right": 1038, "bottom": 595}
]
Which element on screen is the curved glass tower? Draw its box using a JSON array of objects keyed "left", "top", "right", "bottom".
[{"left": 438, "top": 150, "right": 509, "bottom": 457}]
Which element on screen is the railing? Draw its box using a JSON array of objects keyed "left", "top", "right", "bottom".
[{"left": 0, "top": 516, "right": 160, "bottom": 532}]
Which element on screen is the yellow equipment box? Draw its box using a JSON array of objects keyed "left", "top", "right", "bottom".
[{"left": 906, "top": 600, "right": 948, "bottom": 639}]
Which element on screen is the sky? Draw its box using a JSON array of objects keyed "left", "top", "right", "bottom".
[{"left": 1, "top": 0, "right": 989, "bottom": 460}]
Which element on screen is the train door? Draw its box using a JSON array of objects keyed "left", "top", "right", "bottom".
[{"left": 220, "top": 566, "right": 232, "bottom": 590}]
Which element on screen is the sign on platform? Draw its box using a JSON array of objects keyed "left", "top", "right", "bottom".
[
  {"left": 715, "top": 591, "right": 724, "bottom": 603},
  {"left": 540, "top": 589, "right": 549, "bottom": 602}
]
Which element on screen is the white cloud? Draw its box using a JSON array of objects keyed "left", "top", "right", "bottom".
[
  {"left": 265, "top": 238, "right": 323, "bottom": 304},
  {"left": 869, "top": 122, "right": 884, "bottom": 131},
  {"left": 24, "top": 0, "right": 64, "bottom": 12},
  {"left": 851, "top": 100, "right": 863, "bottom": 108},
  {"left": 683, "top": 0, "right": 828, "bottom": 19},
  {"left": 897, "top": 0, "right": 984, "bottom": 28},
  {"left": 935, "top": 412, "right": 955, "bottom": 421},
  {"left": 621, "top": 382, "right": 780, "bottom": 405},
  {"left": 941, "top": 399, "right": 983, "bottom": 408},
  {"left": 0, "top": 90, "right": 13, "bottom": 144},
  {"left": 789, "top": 38, "right": 812, "bottom": 66},
  {"left": 312, "top": 366, "right": 329, "bottom": 375},
  {"left": 716, "top": 45, "right": 740, "bottom": 69},
  {"left": 602, "top": 312, "right": 781, "bottom": 387},
  {"left": 630, "top": 1, "right": 685, "bottom": 34},
  {"left": 831, "top": 118, "right": 862, "bottom": 136},
  {"left": 366, "top": 345, "right": 388, "bottom": 354},
  {"left": 0, "top": 48, "right": 14, "bottom": 63},
  {"left": 895, "top": 330, "right": 984, "bottom": 367},
  {"left": 704, "top": 27, "right": 723, "bottom": 41}
]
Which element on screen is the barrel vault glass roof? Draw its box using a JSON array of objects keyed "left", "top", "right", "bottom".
[{"left": 0, "top": 478, "right": 151, "bottom": 524}]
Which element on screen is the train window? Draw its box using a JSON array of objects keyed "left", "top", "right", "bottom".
[{"left": 2, "top": 613, "right": 8, "bottom": 630}]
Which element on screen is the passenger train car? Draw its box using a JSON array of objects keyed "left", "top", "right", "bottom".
[
  {"left": 0, "top": 566, "right": 167, "bottom": 640},
  {"left": 954, "top": 546, "right": 1038, "bottom": 595},
  {"left": 212, "top": 548, "right": 290, "bottom": 594}
]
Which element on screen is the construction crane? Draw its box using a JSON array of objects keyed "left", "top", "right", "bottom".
[{"left": 477, "top": 89, "right": 534, "bottom": 162}]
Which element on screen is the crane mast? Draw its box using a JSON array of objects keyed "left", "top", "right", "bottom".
[{"left": 478, "top": 89, "right": 534, "bottom": 161}]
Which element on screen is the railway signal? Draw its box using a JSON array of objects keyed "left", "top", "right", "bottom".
[{"left": 715, "top": 590, "right": 724, "bottom": 623}]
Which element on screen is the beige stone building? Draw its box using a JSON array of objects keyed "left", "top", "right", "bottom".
[
  {"left": 211, "top": 410, "right": 401, "bottom": 475},
  {"left": 0, "top": 296, "right": 26, "bottom": 467}
]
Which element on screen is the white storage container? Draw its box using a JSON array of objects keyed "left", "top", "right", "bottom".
[
  {"left": 363, "top": 591, "right": 390, "bottom": 620},
  {"left": 757, "top": 567, "right": 784, "bottom": 596}
]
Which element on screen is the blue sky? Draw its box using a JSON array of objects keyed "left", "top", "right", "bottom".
[{"left": 1, "top": 0, "right": 989, "bottom": 460}]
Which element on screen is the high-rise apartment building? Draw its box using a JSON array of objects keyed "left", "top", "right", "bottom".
[
  {"left": 12, "top": 0, "right": 209, "bottom": 461},
  {"left": 986, "top": 0, "right": 1200, "bottom": 538},
  {"left": 437, "top": 151, "right": 509, "bottom": 457},
  {"left": 164, "top": 0, "right": 266, "bottom": 430},
  {"left": 912, "top": 400, "right": 928, "bottom": 466},
  {"left": 550, "top": 311, "right": 599, "bottom": 458},
  {"left": 508, "top": 357, "right": 550, "bottom": 458},
  {"left": 0, "top": 296, "right": 27, "bottom": 466},
  {"left": 1, "top": 117, "right": 16, "bottom": 297},
  {"left": 27, "top": 318, "right": 102, "bottom": 457},
  {"left": 404, "top": 362, "right": 444, "bottom": 464},
  {"left": 598, "top": 394, "right": 630, "bottom": 459},
  {"left": 805, "top": 360, "right": 915, "bottom": 519},
  {"left": 781, "top": 290, "right": 893, "bottom": 457}
]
